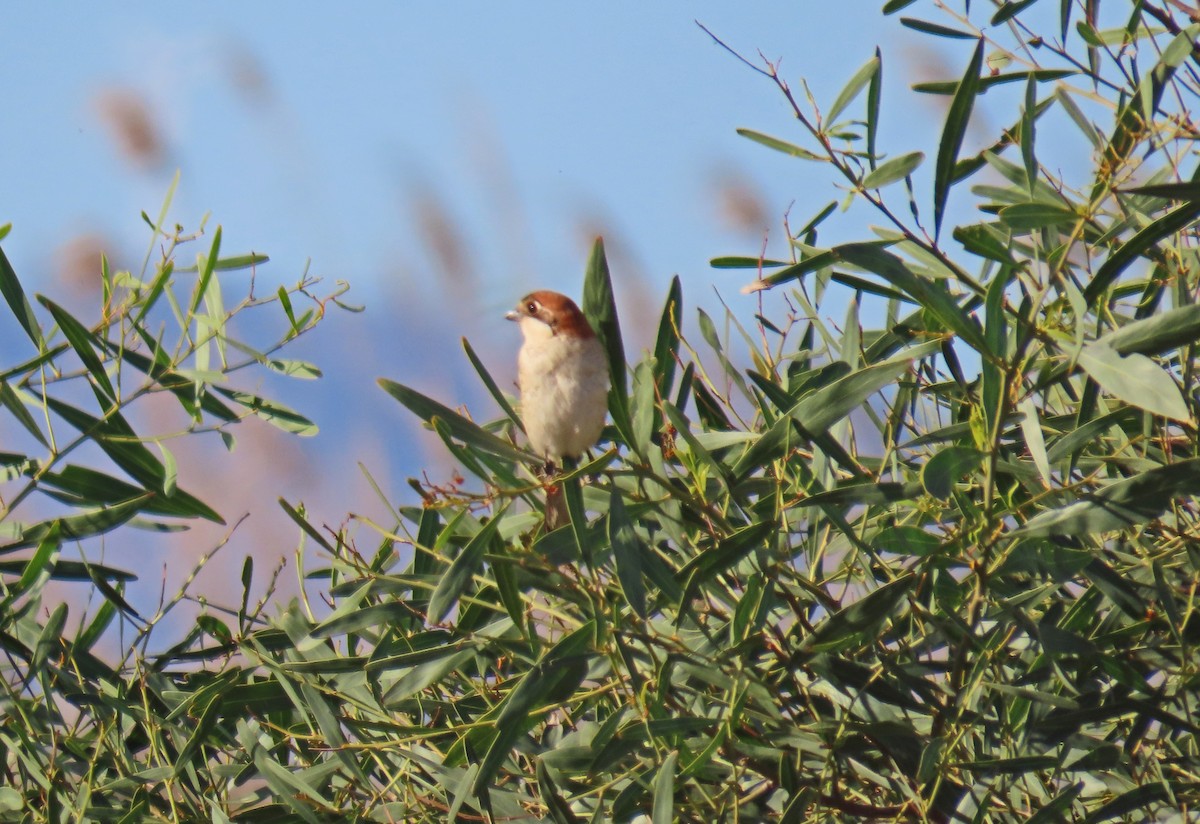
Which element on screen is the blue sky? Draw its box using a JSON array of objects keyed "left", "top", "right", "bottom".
[{"left": 2, "top": 5, "right": 978, "bottom": 626}]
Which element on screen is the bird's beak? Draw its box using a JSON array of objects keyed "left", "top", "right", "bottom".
[{"left": 505, "top": 310, "right": 520, "bottom": 322}]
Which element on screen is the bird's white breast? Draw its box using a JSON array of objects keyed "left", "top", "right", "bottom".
[{"left": 517, "top": 329, "right": 609, "bottom": 463}]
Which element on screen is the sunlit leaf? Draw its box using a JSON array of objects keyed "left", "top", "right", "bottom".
[{"left": 1077, "top": 344, "right": 1190, "bottom": 422}]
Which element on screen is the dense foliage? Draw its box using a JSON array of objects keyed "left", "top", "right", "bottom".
[{"left": 4, "top": 1, "right": 1200, "bottom": 821}]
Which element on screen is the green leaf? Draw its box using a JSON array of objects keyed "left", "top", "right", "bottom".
[
  {"left": 827, "top": 55, "right": 880, "bottom": 126},
  {"left": 900, "top": 16, "right": 977, "bottom": 39},
  {"left": 933, "top": 38, "right": 984, "bottom": 238},
  {"left": 835, "top": 243, "right": 987, "bottom": 352},
  {"left": 216, "top": 389, "right": 318, "bottom": 436},
  {"left": 462, "top": 337, "right": 521, "bottom": 429},
  {"left": 867, "top": 48, "right": 883, "bottom": 169},
  {"left": 992, "top": 0, "right": 1038, "bottom": 24},
  {"left": 0, "top": 245, "right": 42, "bottom": 348},
  {"left": 1013, "top": 458, "right": 1200, "bottom": 537},
  {"left": 1, "top": 497, "right": 148, "bottom": 554},
  {"left": 1077, "top": 344, "right": 1189, "bottom": 422},
  {"left": 800, "top": 574, "right": 915, "bottom": 653},
  {"left": 266, "top": 359, "right": 322, "bottom": 380},
  {"left": 651, "top": 751, "right": 678, "bottom": 824},
  {"left": 874, "top": 525, "right": 940, "bottom": 556},
  {"left": 735, "top": 129, "right": 822, "bottom": 160},
  {"left": 473, "top": 623, "right": 593, "bottom": 795},
  {"left": 427, "top": 506, "right": 506, "bottom": 623},
  {"left": 914, "top": 69, "right": 1076, "bottom": 95},
  {"left": 741, "top": 249, "right": 838, "bottom": 293},
  {"left": 38, "top": 298, "right": 115, "bottom": 402},
  {"left": 1085, "top": 199, "right": 1200, "bottom": 303},
  {"left": 39, "top": 464, "right": 219, "bottom": 522},
  {"left": 709, "top": 256, "right": 790, "bottom": 269},
  {"left": 861, "top": 151, "right": 924, "bottom": 189},
  {"left": 188, "top": 225, "right": 222, "bottom": 319},
  {"left": 0, "top": 380, "right": 47, "bottom": 447},
  {"left": 921, "top": 445, "right": 984, "bottom": 499},
  {"left": 536, "top": 761, "right": 581, "bottom": 824},
  {"left": 1119, "top": 181, "right": 1200, "bottom": 200},
  {"left": 379, "top": 378, "right": 530, "bottom": 463},
  {"left": 1019, "top": 398, "right": 1052, "bottom": 488},
  {"left": 44, "top": 398, "right": 222, "bottom": 519},
  {"left": 608, "top": 488, "right": 647, "bottom": 619},
  {"left": 954, "top": 223, "right": 1016, "bottom": 264},
  {"left": 652, "top": 276, "right": 682, "bottom": 394},
  {"left": 998, "top": 202, "right": 1078, "bottom": 231},
  {"left": 1, "top": 522, "right": 60, "bottom": 608},
  {"left": 582, "top": 238, "right": 632, "bottom": 447},
  {"left": 735, "top": 354, "right": 902, "bottom": 481},
  {"left": 1099, "top": 304, "right": 1200, "bottom": 356}
]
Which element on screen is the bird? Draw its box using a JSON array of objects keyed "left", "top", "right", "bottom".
[{"left": 507, "top": 290, "right": 608, "bottom": 528}]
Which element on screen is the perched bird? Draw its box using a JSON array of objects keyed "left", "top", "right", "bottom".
[{"left": 507, "top": 290, "right": 608, "bottom": 527}]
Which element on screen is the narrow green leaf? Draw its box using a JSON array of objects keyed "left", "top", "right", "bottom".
[
  {"left": 1019, "top": 398, "right": 1052, "bottom": 488},
  {"left": 188, "top": 225, "right": 222, "bottom": 319},
  {"left": 835, "top": 243, "right": 987, "bottom": 352},
  {"left": 1077, "top": 344, "right": 1190, "bottom": 421},
  {"left": 0, "top": 246, "right": 43, "bottom": 348},
  {"left": 608, "top": 488, "right": 647, "bottom": 619},
  {"left": 1013, "top": 458, "right": 1200, "bottom": 537},
  {"left": 2, "top": 522, "right": 60, "bottom": 607},
  {"left": 800, "top": 574, "right": 915, "bottom": 653},
  {"left": 827, "top": 55, "right": 880, "bottom": 126},
  {"left": 582, "top": 238, "right": 632, "bottom": 447},
  {"left": 1099, "top": 304, "right": 1200, "bottom": 356},
  {"left": 379, "top": 381, "right": 535, "bottom": 465},
  {"left": 709, "top": 256, "right": 790, "bottom": 269},
  {"left": 954, "top": 223, "right": 1016, "bottom": 264},
  {"left": 874, "top": 525, "right": 940, "bottom": 556},
  {"left": 427, "top": 506, "right": 507, "bottom": 623},
  {"left": 0, "top": 381, "right": 47, "bottom": 447},
  {"left": 473, "top": 623, "right": 593, "bottom": 795},
  {"left": 861, "top": 151, "right": 924, "bottom": 189},
  {"left": 934, "top": 38, "right": 985, "bottom": 237},
  {"left": 216, "top": 389, "right": 318, "bottom": 436},
  {"left": 1119, "top": 181, "right": 1200, "bottom": 200},
  {"left": 39, "top": 464, "right": 219, "bottom": 521},
  {"left": 38, "top": 298, "right": 115, "bottom": 402},
  {"left": 536, "top": 760, "right": 581, "bottom": 824},
  {"left": 266, "top": 359, "right": 322, "bottom": 380},
  {"left": 462, "top": 337, "right": 521, "bottom": 430},
  {"left": 1027, "top": 784, "right": 1083, "bottom": 824},
  {"left": 998, "top": 202, "right": 1078, "bottom": 231},
  {"left": 921, "top": 445, "right": 984, "bottom": 499},
  {"left": 866, "top": 47, "right": 882, "bottom": 169},
  {"left": 155, "top": 442, "right": 177, "bottom": 497},
  {"left": 735, "top": 129, "right": 822, "bottom": 160},
  {"left": 1021, "top": 74, "right": 1037, "bottom": 194},
  {"left": 1085, "top": 200, "right": 1200, "bottom": 303},
  {"left": 741, "top": 249, "right": 838, "bottom": 294},
  {"left": 900, "top": 17, "right": 977, "bottom": 39},
  {"left": 914, "top": 69, "right": 1076, "bottom": 95},
  {"left": 652, "top": 276, "right": 682, "bottom": 394},
  {"left": 992, "top": 0, "right": 1039, "bottom": 23},
  {"left": 1, "top": 497, "right": 147, "bottom": 554},
  {"left": 651, "top": 751, "right": 678, "bottom": 824}
]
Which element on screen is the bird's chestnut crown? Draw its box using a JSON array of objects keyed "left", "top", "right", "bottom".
[{"left": 506, "top": 290, "right": 595, "bottom": 339}]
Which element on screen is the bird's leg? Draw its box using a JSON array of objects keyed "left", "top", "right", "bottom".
[{"left": 541, "top": 458, "right": 570, "bottom": 531}]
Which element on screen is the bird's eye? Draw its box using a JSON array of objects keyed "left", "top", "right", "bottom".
[{"left": 526, "top": 301, "right": 538, "bottom": 314}]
